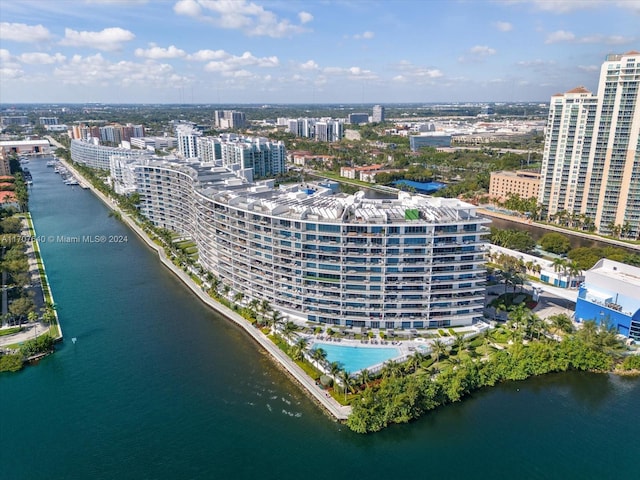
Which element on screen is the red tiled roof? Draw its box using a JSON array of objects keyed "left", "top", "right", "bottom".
[
  {"left": 0, "top": 191, "right": 17, "bottom": 202},
  {"left": 566, "top": 86, "right": 590, "bottom": 94}
]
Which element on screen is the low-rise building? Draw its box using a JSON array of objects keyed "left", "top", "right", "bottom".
[
  {"left": 575, "top": 259, "right": 640, "bottom": 340},
  {"left": 489, "top": 170, "right": 541, "bottom": 202},
  {"left": 409, "top": 134, "right": 452, "bottom": 151},
  {"left": 0, "top": 139, "right": 51, "bottom": 155}
]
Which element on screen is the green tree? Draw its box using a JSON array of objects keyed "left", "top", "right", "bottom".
[{"left": 539, "top": 232, "right": 571, "bottom": 255}]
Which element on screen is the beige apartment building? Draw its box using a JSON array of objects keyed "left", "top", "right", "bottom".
[{"left": 489, "top": 170, "right": 541, "bottom": 202}]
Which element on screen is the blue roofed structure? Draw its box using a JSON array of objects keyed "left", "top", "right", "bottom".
[{"left": 575, "top": 259, "right": 640, "bottom": 340}]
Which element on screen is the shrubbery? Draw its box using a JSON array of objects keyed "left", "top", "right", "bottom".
[{"left": 347, "top": 333, "right": 616, "bottom": 433}]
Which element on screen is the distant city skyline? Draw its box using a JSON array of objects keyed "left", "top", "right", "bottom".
[{"left": 0, "top": 0, "right": 638, "bottom": 104}]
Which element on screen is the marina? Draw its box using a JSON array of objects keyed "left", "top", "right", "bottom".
[{"left": 52, "top": 160, "right": 88, "bottom": 188}]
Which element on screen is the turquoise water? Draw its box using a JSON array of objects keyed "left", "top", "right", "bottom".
[
  {"left": 1, "top": 158, "right": 639, "bottom": 479},
  {"left": 313, "top": 342, "right": 400, "bottom": 372}
]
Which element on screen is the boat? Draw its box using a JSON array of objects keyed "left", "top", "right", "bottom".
[{"left": 46, "top": 160, "right": 57, "bottom": 167}]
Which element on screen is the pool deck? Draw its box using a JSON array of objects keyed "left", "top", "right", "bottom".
[{"left": 303, "top": 322, "right": 489, "bottom": 374}]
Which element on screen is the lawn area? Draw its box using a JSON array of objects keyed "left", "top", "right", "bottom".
[{"left": 489, "top": 292, "right": 537, "bottom": 310}]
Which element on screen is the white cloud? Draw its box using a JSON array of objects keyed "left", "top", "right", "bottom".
[
  {"left": 393, "top": 60, "right": 443, "bottom": 83},
  {"left": 187, "top": 49, "right": 228, "bottom": 61},
  {"left": 59, "top": 27, "right": 135, "bottom": 51},
  {"left": 173, "top": 0, "right": 309, "bottom": 37},
  {"left": 545, "top": 30, "right": 576, "bottom": 43},
  {"left": 470, "top": 45, "right": 497, "bottom": 56},
  {"left": 203, "top": 51, "right": 279, "bottom": 75},
  {"left": 0, "top": 49, "right": 12, "bottom": 62},
  {"left": 321, "top": 65, "right": 377, "bottom": 80},
  {"left": 578, "top": 64, "right": 599, "bottom": 72},
  {"left": 0, "top": 23, "right": 52, "bottom": 43},
  {"left": 0, "top": 49, "right": 24, "bottom": 78},
  {"left": 174, "top": 0, "right": 201, "bottom": 16},
  {"left": 544, "top": 30, "right": 632, "bottom": 44},
  {"left": 354, "top": 31, "right": 374, "bottom": 40},
  {"left": 299, "top": 60, "right": 319, "bottom": 70},
  {"left": 19, "top": 52, "right": 66, "bottom": 64},
  {"left": 53, "top": 53, "right": 189, "bottom": 87},
  {"left": 493, "top": 21, "right": 513, "bottom": 32},
  {"left": 510, "top": 0, "right": 640, "bottom": 14},
  {"left": 135, "top": 44, "right": 186, "bottom": 59},
  {"left": 0, "top": 67, "right": 24, "bottom": 79},
  {"left": 298, "top": 11, "right": 313, "bottom": 24}
]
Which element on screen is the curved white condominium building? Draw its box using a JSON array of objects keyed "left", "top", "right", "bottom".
[{"left": 74, "top": 142, "right": 489, "bottom": 330}]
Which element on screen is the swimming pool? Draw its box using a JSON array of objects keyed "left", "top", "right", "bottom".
[{"left": 313, "top": 342, "right": 401, "bottom": 373}]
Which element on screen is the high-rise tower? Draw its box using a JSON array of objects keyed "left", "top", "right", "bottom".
[{"left": 539, "top": 51, "right": 640, "bottom": 237}]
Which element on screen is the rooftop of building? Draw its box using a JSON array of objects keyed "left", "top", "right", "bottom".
[
  {"left": 0, "top": 139, "right": 50, "bottom": 146},
  {"left": 203, "top": 179, "right": 484, "bottom": 225},
  {"left": 0, "top": 191, "right": 17, "bottom": 201},
  {"left": 587, "top": 259, "right": 640, "bottom": 289},
  {"left": 491, "top": 170, "right": 541, "bottom": 179}
]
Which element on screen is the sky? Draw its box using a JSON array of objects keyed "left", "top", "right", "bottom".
[{"left": 0, "top": 0, "right": 638, "bottom": 104}]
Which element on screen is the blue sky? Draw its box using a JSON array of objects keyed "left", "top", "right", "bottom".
[{"left": 0, "top": 0, "right": 638, "bottom": 104}]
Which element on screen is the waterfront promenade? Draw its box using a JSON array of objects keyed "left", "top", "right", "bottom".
[
  {"left": 0, "top": 213, "right": 61, "bottom": 348},
  {"left": 57, "top": 157, "right": 351, "bottom": 420}
]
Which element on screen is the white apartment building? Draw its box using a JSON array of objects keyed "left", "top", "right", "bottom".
[
  {"left": 219, "top": 136, "right": 286, "bottom": 178},
  {"left": 539, "top": 51, "right": 640, "bottom": 237},
  {"left": 176, "top": 125, "right": 201, "bottom": 159},
  {"left": 372, "top": 105, "right": 385, "bottom": 123},
  {"left": 315, "top": 119, "right": 344, "bottom": 142},
  {"left": 214, "top": 110, "right": 246, "bottom": 129},
  {"left": 71, "top": 139, "right": 151, "bottom": 170},
  {"left": 111, "top": 157, "right": 489, "bottom": 330}
]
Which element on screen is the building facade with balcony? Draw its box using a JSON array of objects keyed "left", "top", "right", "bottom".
[
  {"left": 71, "top": 139, "right": 151, "bottom": 170},
  {"left": 116, "top": 162, "right": 488, "bottom": 330}
]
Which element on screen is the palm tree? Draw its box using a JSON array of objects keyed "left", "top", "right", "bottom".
[
  {"left": 247, "top": 299, "right": 260, "bottom": 322},
  {"left": 358, "top": 368, "right": 371, "bottom": 388},
  {"left": 291, "top": 337, "right": 309, "bottom": 361},
  {"left": 406, "top": 351, "right": 428, "bottom": 374},
  {"left": 339, "top": 370, "right": 354, "bottom": 401},
  {"left": 328, "top": 361, "right": 342, "bottom": 383},
  {"left": 267, "top": 310, "right": 283, "bottom": 333},
  {"left": 259, "top": 299, "right": 271, "bottom": 324},
  {"left": 451, "top": 333, "right": 466, "bottom": 355},
  {"left": 552, "top": 257, "right": 567, "bottom": 274},
  {"left": 549, "top": 313, "right": 574, "bottom": 335},
  {"left": 431, "top": 339, "right": 448, "bottom": 363},
  {"left": 233, "top": 291, "right": 244, "bottom": 305},
  {"left": 311, "top": 347, "right": 327, "bottom": 370},
  {"left": 281, "top": 320, "right": 298, "bottom": 342},
  {"left": 381, "top": 360, "right": 402, "bottom": 379},
  {"left": 507, "top": 303, "right": 533, "bottom": 335},
  {"left": 27, "top": 311, "right": 38, "bottom": 323}
]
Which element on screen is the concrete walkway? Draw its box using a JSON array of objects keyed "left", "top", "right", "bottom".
[{"left": 58, "top": 158, "right": 352, "bottom": 421}]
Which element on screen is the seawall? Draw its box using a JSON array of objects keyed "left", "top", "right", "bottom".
[
  {"left": 57, "top": 158, "right": 351, "bottom": 421},
  {"left": 478, "top": 208, "right": 640, "bottom": 252}
]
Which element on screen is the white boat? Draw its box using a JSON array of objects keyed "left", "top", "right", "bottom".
[{"left": 46, "top": 160, "right": 57, "bottom": 167}]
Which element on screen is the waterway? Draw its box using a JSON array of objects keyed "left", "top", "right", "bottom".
[
  {"left": 487, "top": 215, "right": 637, "bottom": 252},
  {"left": 2, "top": 158, "right": 639, "bottom": 479}
]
